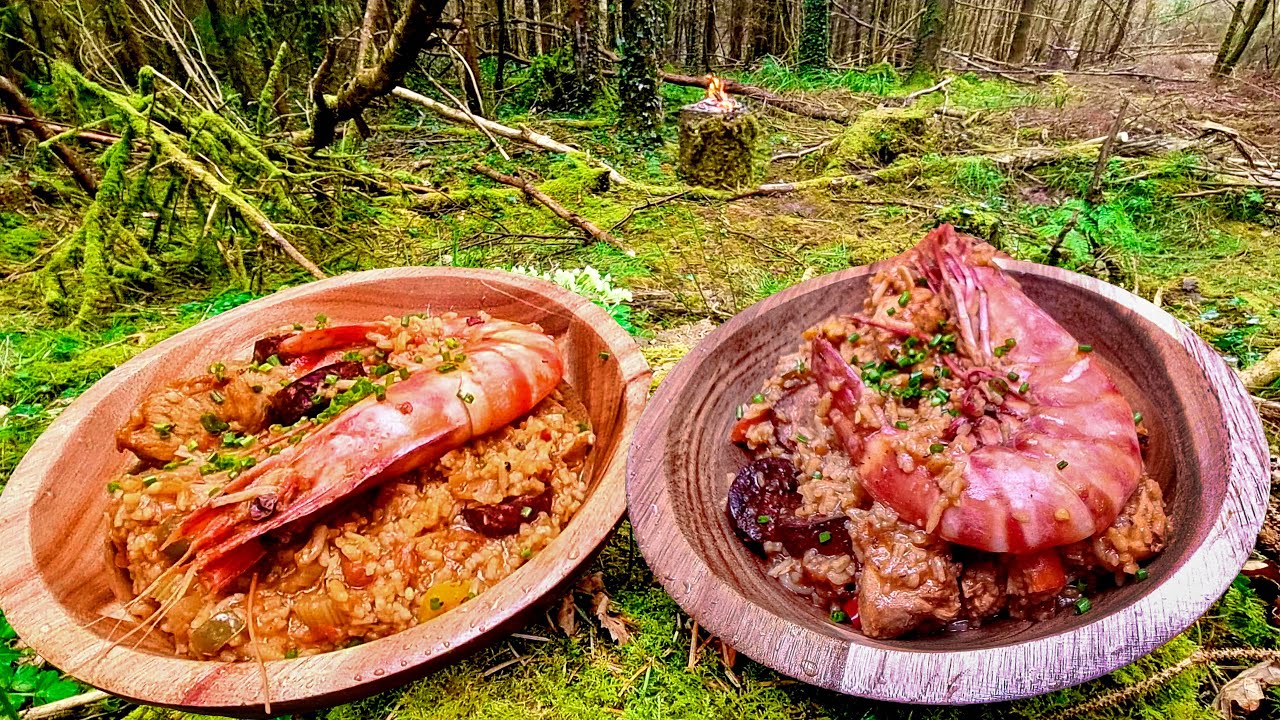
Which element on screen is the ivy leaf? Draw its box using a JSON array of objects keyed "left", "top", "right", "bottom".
[
  {"left": 0, "top": 615, "right": 14, "bottom": 642},
  {"left": 1214, "top": 660, "right": 1280, "bottom": 717},
  {"left": 9, "top": 665, "right": 39, "bottom": 693},
  {"left": 34, "top": 678, "right": 80, "bottom": 706}
]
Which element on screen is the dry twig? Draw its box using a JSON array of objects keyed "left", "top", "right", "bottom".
[
  {"left": 473, "top": 164, "right": 622, "bottom": 248},
  {"left": 0, "top": 77, "right": 98, "bottom": 195}
]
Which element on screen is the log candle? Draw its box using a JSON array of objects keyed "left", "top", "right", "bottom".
[{"left": 677, "top": 75, "right": 765, "bottom": 190}]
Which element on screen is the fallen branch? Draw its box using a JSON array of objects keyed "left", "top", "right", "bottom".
[
  {"left": 393, "top": 86, "right": 627, "bottom": 184},
  {"left": 902, "top": 76, "right": 955, "bottom": 105},
  {"left": 70, "top": 66, "right": 327, "bottom": 280},
  {"left": 610, "top": 191, "right": 689, "bottom": 231},
  {"left": 472, "top": 164, "right": 622, "bottom": 248},
  {"left": 770, "top": 139, "right": 835, "bottom": 162},
  {"left": 1088, "top": 99, "right": 1129, "bottom": 203},
  {"left": 0, "top": 77, "right": 99, "bottom": 195},
  {"left": 659, "top": 72, "right": 852, "bottom": 122},
  {"left": 20, "top": 690, "right": 111, "bottom": 720},
  {"left": 0, "top": 114, "right": 121, "bottom": 144},
  {"left": 1241, "top": 346, "right": 1280, "bottom": 389}
]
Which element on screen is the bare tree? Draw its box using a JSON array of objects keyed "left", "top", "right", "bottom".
[
  {"left": 910, "top": 0, "right": 954, "bottom": 76},
  {"left": 1212, "top": 0, "right": 1274, "bottom": 77}
]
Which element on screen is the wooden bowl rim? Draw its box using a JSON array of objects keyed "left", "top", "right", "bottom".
[
  {"left": 0, "top": 267, "right": 651, "bottom": 714},
  {"left": 626, "top": 258, "right": 1270, "bottom": 704}
]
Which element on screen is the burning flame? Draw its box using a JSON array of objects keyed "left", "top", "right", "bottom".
[{"left": 704, "top": 74, "right": 737, "bottom": 112}]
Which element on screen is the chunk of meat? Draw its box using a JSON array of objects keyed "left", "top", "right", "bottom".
[
  {"left": 858, "top": 559, "right": 962, "bottom": 639},
  {"left": 114, "top": 368, "right": 276, "bottom": 464},
  {"left": 1091, "top": 474, "right": 1169, "bottom": 574},
  {"left": 853, "top": 507, "right": 961, "bottom": 639},
  {"left": 959, "top": 557, "right": 1006, "bottom": 621}
]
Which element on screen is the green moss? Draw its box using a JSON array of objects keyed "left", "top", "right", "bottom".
[
  {"left": 1204, "top": 576, "right": 1280, "bottom": 648},
  {"left": 824, "top": 107, "right": 929, "bottom": 172},
  {"left": 677, "top": 110, "right": 766, "bottom": 189}
]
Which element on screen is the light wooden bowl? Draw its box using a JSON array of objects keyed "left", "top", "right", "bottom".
[
  {"left": 0, "top": 268, "right": 650, "bottom": 716},
  {"left": 627, "top": 258, "right": 1270, "bottom": 704}
]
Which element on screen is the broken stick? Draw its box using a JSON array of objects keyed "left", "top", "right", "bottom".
[
  {"left": 473, "top": 164, "right": 622, "bottom": 249},
  {"left": 393, "top": 86, "right": 628, "bottom": 185},
  {"left": 0, "top": 77, "right": 99, "bottom": 196}
]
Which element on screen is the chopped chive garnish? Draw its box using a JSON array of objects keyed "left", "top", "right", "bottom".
[
  {"left": 757, "top": 515, "right": 771, "bottom": 524},
  {"left": 285, "top": 648, "right": 299, "bottom": 659},
  {"left": 1073, "top": 597, "right": 1092, "bottom": 615},
  {"left": 812, "top": 471, "right": 823, "bottom": 479},
  {"left": 818, "top": 531, "right": 832, "bottom": 544},
  {"left": 929, "top": 443, "right": 944, "bottom": 454},
  {"left": 430, "top": 597, "right": 444, "bottom": 611},
  {"left": 895, "top": 420, "right": 909, "bottom": 430},
  {"left": 200, "top": 413, "right": 230, "bottom": 434},
  {"left": 520, "top": 506, "right": 533, "bottom": 518},
  {"left": 343, "top": 350, "right": 362, "bottom": 361},
  {"left": 1079, "top": 344, "right": 1093, "bottom": 353},
  {"left": 1057, "top": 460, "right": 1069, "bottom": 470},
  {"left": 401, "top": 315, "right": 411, "bottom": 326},
  {"left": 1006, "top": 371, "right": 1019, "bottom": 382},
  {"left": 886, "top": 308, "right": 896, "bottom": 316},
  {"left": 153, "top": 422, "right": 174, "bottom": 437},
  {"left": 521, "top": 548, "right": 533, "bottom": 559},
  {"left": 437, "top": 363, "right": 458, "bottom": 374},
  {"left": 1019, "top": 382, "right": 1030, "bottom": 394},
  {"left": 598, "top": 351, "right": 610, "bottom": 360},
  {"left": 1135, "top": 568, "right": 1149, "bottom": 581},
  {"left": 1133, "top": 411, "right": 1143, "bottom": 424},
  {"left": 314, "top": 313, "right": 328, "bottom": 326},
  {"left": 993, "top": 346, "right": 1008, "bottom": 358},
  {"left": 107, "top": 481, "right": 121, "bottom": 494},
  {"left": 898, "top": 290, "right": 911, "bottom": 307},
  {"left": 398, "top": 367, "right": 410, "bottom": 380},
  {"left": 266, "top": 354, "right": 282, "bottom": 367},
  {"left": 143, "top": 475, "right": 158, "bottom": 486},
  {"left": 830, "top": 610, "right": 847, "bottom": 623},
  {"left": 210, "top": 390, "right": 225, "bottom": 405},
  {"left": 208, "top": 362, "right": 226, "bottom": 380},
  {"left": 292, "top": 323, "right": 304, "bottom": 331},
  {"left": 751, "top": 393, "right": 765, "bottom": 404},
  {"left": 372, "top": 363, "right": 392, "bottom": 377},
  {"left": 795, "top": 433, "right": 810, "bottom": 444},
  {"left": 735, "top": 404, "right": 744, "bottom": 419},
  {"left": 849, "top": 333, "right": 861, "bottom": 342},
  {"left": 459, "top": 392, "right": 475, "bottom": 404}
]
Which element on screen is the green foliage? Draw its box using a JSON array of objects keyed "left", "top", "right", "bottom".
[
  {"left": 0, "top": 610, "right": 81, "bottom": 715},
  {"left": 797, "top": 0, "right": 830, "bottom": 69},
  {"left": 1205, "top": 576, "right": 1280, "bottom": 648},
  {"left": 508, "top": 265, "right": 638, "bottom": 334},
  {"left": 736, "top": 58, "right": 900, "bottom": 96},
  {"left": 256, "top": 43, "right": 289, "bottom": 135}
]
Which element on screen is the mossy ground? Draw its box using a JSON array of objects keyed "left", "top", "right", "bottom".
[{"left": 1, "top": 63, "right": 1278, "bottom": 720}]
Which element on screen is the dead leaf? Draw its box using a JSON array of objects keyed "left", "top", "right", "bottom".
[
  {"left": 1214, "top": 660, "right": 1280, "bottom": 717},
  {"left": 575, "top": 571, "right": 604, "bottom": 594},
  {"left": 556, "top": 594, "right": 577, "bottom": 637},
  {"left": 591, "top": 592, "right": 632, "bottom": 645}
]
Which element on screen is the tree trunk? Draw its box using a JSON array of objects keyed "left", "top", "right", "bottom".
[
  {"left": 204, "top": 0, "right": 254, "bottom": 104},
  {"left": 1212, "top": 0, "right": 1247, "bottom": 77},
  {"left": 538, "top": 0, "right": 556, "bottom": 51},
  {"left": 798, "top": 0, "right": 831, "bottom": 68},
  {"left": 496, "top": 0, "right": 509, "bottom": 90},
  {"left": 455, "top": 2, "right": 487, "bottom": 116},
  {"left": 1104, "top": 0, "right": 1139, "bottom": 60},
  {"left": 701, "top": 0, "right": 716, "bottom": 70},
  {"left": 1213, "top": 0, "right": 1273, "bottom": 77},
  {"left": 729, "top": 0, "right": 747, "bottom": 60},
  {"left": 100, "top": 0, "right": 148, "bottom": 84},
  {"left": 566, "top": 0, "right": 605, "bottom": 109},
  {"left": 1007, "top": 0, "right": 1037, "bottom": 62},
  {"left": 910, "top": 0, "right": 953, "bottom": 76},
  {"left": 309, "top": 0, "right": 451, "bottom": 148},
  {"left": 618, "top": 0, "right": 663, "bottom": 144}
]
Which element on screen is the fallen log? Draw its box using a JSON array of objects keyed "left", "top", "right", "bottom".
[
  {"left": 393, "top": 86, "right": 629, "bottom": 185},
  {"left": 0, "top": 113, "right": 121, "bottom": 145},
  {"left": 0, "top": 78, "right": 99, "bottom": 196},
  {"left": 473, "top": 164, "right": 622, "bottom": 248},
  {"left": 1241, "top": 346, "right": 1280, "bottom": 389},
  {"left": 659, "top": 72, "right": 852, "bottom": 122}
]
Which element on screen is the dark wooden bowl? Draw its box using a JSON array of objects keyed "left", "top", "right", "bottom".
[
  {"left": 0, "top": 268, "right": 650, "bottom": 716},
  {"left": 627, "top": 259, "right": 1270, "bottom": 704}
]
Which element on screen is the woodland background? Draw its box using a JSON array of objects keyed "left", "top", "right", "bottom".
[{"left": 1, "top": 0, "right": 1280, "bottom": 718}]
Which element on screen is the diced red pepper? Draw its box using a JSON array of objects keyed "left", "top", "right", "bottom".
[{"left": 842, "top": 597, "right": 861, "bottom": 630}]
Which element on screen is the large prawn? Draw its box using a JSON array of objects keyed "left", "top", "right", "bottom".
[
  {"left": 128, "top": 313, "right": 563, "bottom": 600},
  {"left": 814, "top": 224, "right": 1143, "bottom": 556}
]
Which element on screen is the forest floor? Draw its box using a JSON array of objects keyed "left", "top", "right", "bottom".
[{"left": 1, "top": 59, "right": 1279, "bottom": 719}]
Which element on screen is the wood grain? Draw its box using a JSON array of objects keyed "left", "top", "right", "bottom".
[
  {"left": 0, "top": 268, "right": 650, "bottom": 717},
  {"left": 626, "top": 258, "right": 1270, "bottom": 704}
]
